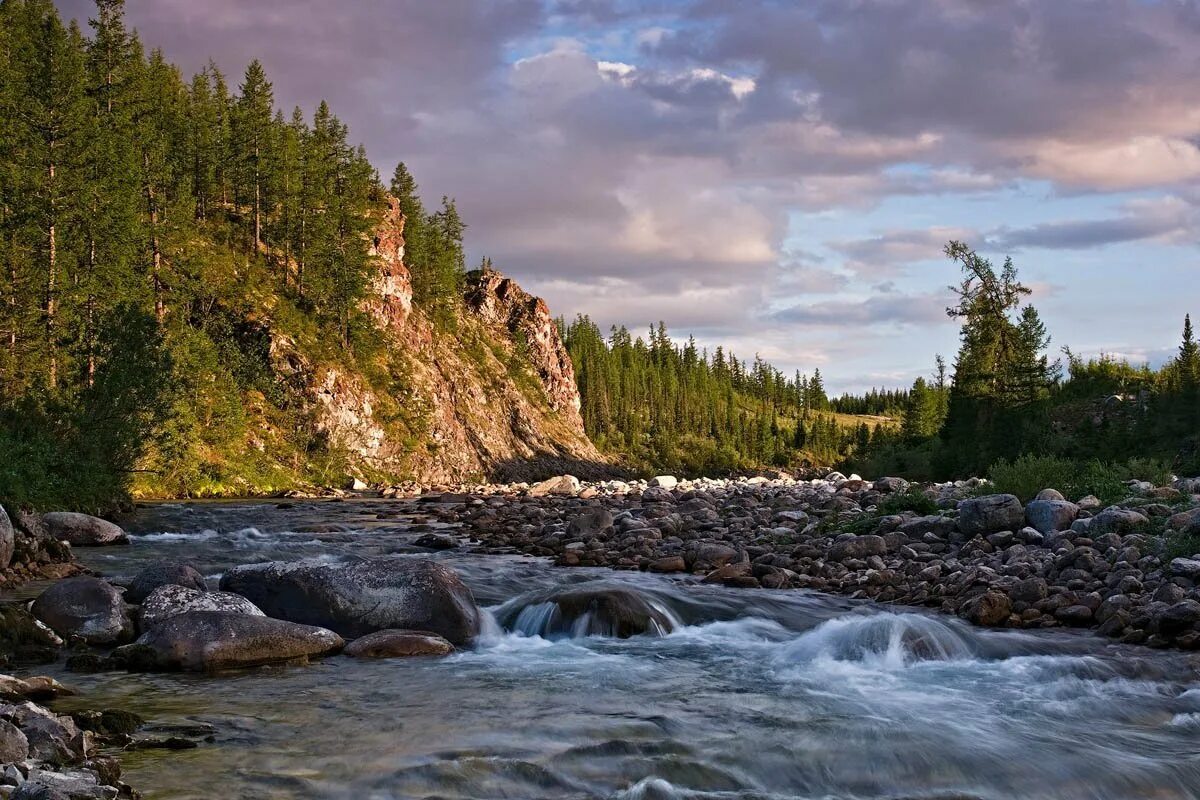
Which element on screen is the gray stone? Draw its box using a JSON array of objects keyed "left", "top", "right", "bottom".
[
  {"left": 830, "top": 534, "right": 887, "bottom": 561},
  {"left": 1024, "top": 499, "right": 1079, "bottom": 535},
  {"left": 125, "top": 561, "right": 207, "bottom": 604},
  {"left": 528, "top": 475, "right": 580, "bottom": 497},
  {"left": 1089, "top": 508, "right": 1150, "bottom": 535},
  {"left": 118, "top": 611, "right": 343, "bottom": 672},
  {"left": 1169, "top": 558, "right": 1200, "bottom": 580},
  {"left": 343, "top": 629, "right": 454, "bottom": 659},
  {"left": 0, "top": 718, "right": 28, "bottom": 763},
  {"left": 39, "top": 513, "right": 127, "bottom": 547},
  {"left": 138, "top": 584, "right": 264, "bottom": 630},
  {"left": 30, "top": 578, "right": 132, "bottom": 645},
  {"left": 958, "top": 495, "right": 1024, "bottom": 536},
  {"left": 220, "top": 558, "right": 481, "bottom": 644}
]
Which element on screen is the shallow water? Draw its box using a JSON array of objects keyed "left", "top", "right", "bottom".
[{"left": 43, "top": 500, "right": 1200, "bottom": 799}]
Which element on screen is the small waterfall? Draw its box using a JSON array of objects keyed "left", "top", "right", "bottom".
[
  {"left": 495, "top": 583, "right": 683, "bottom": 639},
  {"left": 779, "top": 612, "right": 980, "bottom": 668}
]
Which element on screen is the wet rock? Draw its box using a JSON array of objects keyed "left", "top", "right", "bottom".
[
  {"left": 648, "top": 556, "right": 686, "bottom": 573},
  {"left": 958, "top": 495, "right": 1024, "bottom": 536},
  {"left": 962, "top": 590, "right": 1012, "bottom": 626},
  {"left": 413, "top": 533, "right": 458, "bottom": 550},
  {"left": 1157, "top": 600, "right": 1200, "bottom": 637},
  {"left": 343, "top": 629, "right": 455, "bottom": 658},
  {"left": 10, "top": 782, "right": 72, "bottom": 800},
  {"left": 31, "top": 578, "right": 133, "bottom": 646},
  {"left": 125, "top": 561, "right": 207, "bottom": 604},
  {"left": 117, "top": 611, "right": 343, "bottom": 672},
  {"left": 1024, "top": 499, "right": 1079, "bottom": 535},
  {"left": 39, "top": 513, "right": 128, "bottom": 547},
  {"left": 139, "top": 584, "right": 264, "bottom": 630},
  {"left": 220, "top": 558, "right": 481, "bottom": 644},
  {"left": 0, "top": 675, "right": 73, "bottom": 702},
  {"left": 1, "top": 702, "right": 88, "bottom": 766},
  {"left": 499, "top": 583, "right": 676, "bottom": 638},
  {"left": 0, "top": 604, "right": 63, "bottom": 667}
]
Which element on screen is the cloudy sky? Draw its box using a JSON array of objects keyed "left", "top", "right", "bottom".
[{"left": 58, "top": 0, "right": 1200, "bottom": 393}]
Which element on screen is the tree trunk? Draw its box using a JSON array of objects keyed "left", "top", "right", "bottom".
[{"left": 145, "top": 153, "right": 164, "bottom": 324}]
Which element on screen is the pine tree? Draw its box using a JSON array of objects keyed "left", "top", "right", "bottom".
[{"left": 232, "top": 60, "right": 274, "bottom": 251}]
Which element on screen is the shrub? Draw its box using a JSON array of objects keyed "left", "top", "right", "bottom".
[
  {"left": 986, "top": 454, "right": 1130, "bottom": 504},
  {"left": 879, "top": 487, "right": 939, "bottom": 516}
]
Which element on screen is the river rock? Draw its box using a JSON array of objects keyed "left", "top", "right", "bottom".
[
  {"left": 528, "top": 475, "right": 580, "bottom": 497},
  {"left": 0, "top": 717, "right": 28, "bottom": 763},
  {"left": 219, "top": 558, "right": 481, "bottom": 643},
  {"left": 830, "top": 534, "right": 886, "bottom": 561},
  {"left": 566, "top": 508, "right": 613, "bottom": 539},
  {"left": 0, "top": 504, "right": 13, "bottom": 569},
  {"left": 958, "top": 495, "right": 1024, "bottom": 536},
  {"left": 499, "top": 583, "right": 676, "bottom": 638},
  {"left": 649, "top": 475, "right": 678, "bottom": 490},
  {"left": 1024, "top": 499, "right": 1079, "bottom": 535},
  {"left": 39, "top": 513, "right": 128, "bottom": 547},
  {"left": 125, "top": 561, "right": 207, "bottom": 604},
  {"left": 1157, "top": 600, "right": 1200, "bottom": 637},
  {"left": 1168, "top": 507, "right": 1200, "bottom": 535},
  {"left": 962, "top": 590, "right": 1012, "bottom": 626},
  {"left": 343, "top": 629, "right": 454, "bottom": 658},
  {"left": 1, "top": 702, "right": 88, "bottom": 766},
  {"left": 413, "top": 532, "right": 458, "bottom": 550},
  {"left": 1089, "top": 508, "right": 1150, "bottom": 535},
  {"left": 118, "top": 611, "right": 343, "bottom": 672},
  {"left": 138, "top": 585, "right": 264, "bottom": 630},
  {"left": 1169, "top": 557, "right": 1200, "bottom": 580},
  {"left": 31, "top": 578, "right": 133, "bottom": 645}
]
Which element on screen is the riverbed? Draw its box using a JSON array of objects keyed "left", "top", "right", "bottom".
[{"left": 47, "top": 499, "right": 1200, "bottom": 799}]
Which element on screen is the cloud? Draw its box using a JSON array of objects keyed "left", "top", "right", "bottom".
[
  {"left": 770, "top": 291, "right": 950, "bottom": 328},
  {"left": 989, "top": 196, "right": 1199, "bottom": 250},
  {"left": 830, "top": 226, "right": 978, "bottom": 275}
]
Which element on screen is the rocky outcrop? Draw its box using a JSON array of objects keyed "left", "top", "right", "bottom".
[
  {"left": 0, "top": 507, "right": 79, "bottom": 592},
  {"left": 299, "top": 198, "right": 603, "bottom": 485}
]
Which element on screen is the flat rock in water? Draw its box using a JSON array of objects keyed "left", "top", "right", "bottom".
[
  {"left": 219, "top": 558, "right": 481, "bottom": 643},
  {"left": 39, "top": 512, "right": 128, "bottom": 547},
  {"left": 117, "top": 611, "right": 343, "bottom": 672},
  {"left": 343, "top": 629, "right": 455, "bottom": 658}
]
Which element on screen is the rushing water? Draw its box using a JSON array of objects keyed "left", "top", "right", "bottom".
[{"left": 37, "top": 500, "right": 1200, "bottom": 799}]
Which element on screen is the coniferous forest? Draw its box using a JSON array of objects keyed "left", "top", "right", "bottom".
[{"left": 0, "top": 0, "right": 469, "bottom": 509}]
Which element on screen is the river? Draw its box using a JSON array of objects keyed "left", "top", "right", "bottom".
[{"left": 43, "top": 499, "right": 1200, "bottom": 799}]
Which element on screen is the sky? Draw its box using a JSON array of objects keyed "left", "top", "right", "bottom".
[{"left": 56, "top": 0, "right": 1200, "bottom": 394}]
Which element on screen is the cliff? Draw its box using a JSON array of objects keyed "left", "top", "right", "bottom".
[{"left": 261, "top": 197, "right": 603, "bottom": 488}]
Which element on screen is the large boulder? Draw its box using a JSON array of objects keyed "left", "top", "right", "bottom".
[
  {"left": 1024, "top": 499, "right": 1079, "bottom": 535},
  {"left": 496, "top": 583, "right": 677, "bottom": 639},
  {"left": 219, "top": 558, "right": 481, "bottom": 644},
  {"left": 962, "top": 590, "right": 1013, "bottom": 627},
  {"left": 343, "top": 629, "right": 454, "bottom": 659},
  {"left": 125, "top": 560, "right": 207, "bottom": 604},
  {"left": 31, "top": 577, "right": 132, "bottom": 645},
  {"left": 40, "top": 513, "right": 128, "bottom": 547},
  {"left": 958, "top": 494, "right": 1024, "bottom": 536},
  {"left": 117, "top": 611, "right": 342, "bottom": 672},
  {"left": 0, "top": 504, "right": 13, "bottom": 569},
  {"left": 138, "top": 584, "right": 264, "bottom": 630}
]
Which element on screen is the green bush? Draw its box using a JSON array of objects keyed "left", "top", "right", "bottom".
[
  {"left": 1163, "top": 531, "right": 1200, "bottom": 561},
  {"left": 986, "top": 454, "right": 1168, "bottom": 504},
  {"left": 879, "top": 487, "right": 939, "bottom": 516}
]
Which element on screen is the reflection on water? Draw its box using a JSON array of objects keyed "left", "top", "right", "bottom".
[{"left": 36, "top": 500, "right": 1200, "bottom": 799}]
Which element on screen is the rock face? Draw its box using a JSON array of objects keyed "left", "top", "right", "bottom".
[
  {"left": 958, "top": 495, "right": 1024, "bottom": 536},
  {"left": 343, "top": 629, "right": 454, "bottom": 659},
  {"left": 120, "top": 611, "right": 343, "bottom": 672},
  {"left": 31, "top": 578, "right": 132, "bottom": 645},
  {"left": 219, "top": 558, "right": 482, "bottom": 644},
  {"left": 295, "top": 200, "right": 604, "bottom": 486},
  {"left": 40, "top": 513, "right": 128, "bottom": 547},
  {"left": 125, "top": 561, "right": 208, "bottom": 604},
  {"left": 138, "top": 585, "right": 264, "bottom": 630}
]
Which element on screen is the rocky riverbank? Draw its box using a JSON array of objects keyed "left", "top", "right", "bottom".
[{"left": 417, "top": 472, "right": 1200, "bottom": 650}]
